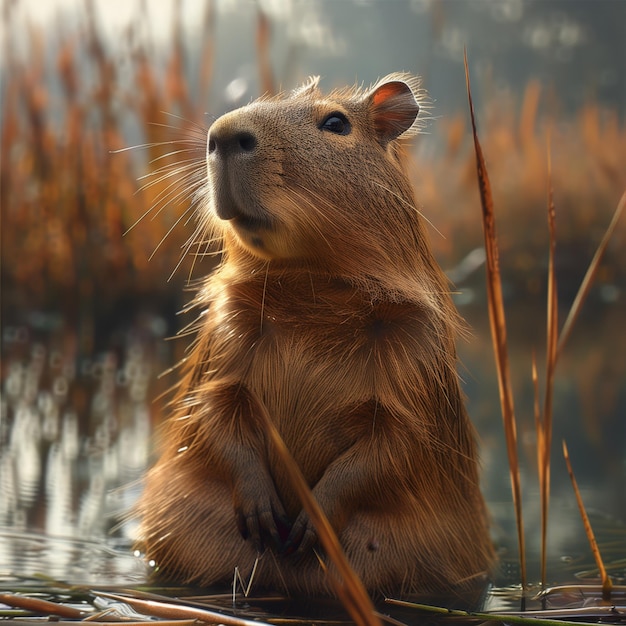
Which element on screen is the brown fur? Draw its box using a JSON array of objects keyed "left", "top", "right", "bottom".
[{"left": 137, "top": 74, "right": 495, "bottom": 599}]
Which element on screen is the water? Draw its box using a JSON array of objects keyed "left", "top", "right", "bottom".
[
  {"left": 0, "top": 311, "right": 624, "bottom": 618},
  {"left": 0, "top": 323, "right": 162, "bottom": 572},
  {"left": 0, "top": 531, "right": 146, "bottom": 587}
]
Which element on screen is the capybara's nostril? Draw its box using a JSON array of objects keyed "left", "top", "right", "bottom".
[{"left": 208, "top": 128, "right": 257, "bottom": 156}]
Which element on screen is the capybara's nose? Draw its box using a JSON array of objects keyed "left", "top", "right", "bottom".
[{"left": 207, "top": 124, "right": 258, "bottom": 157}]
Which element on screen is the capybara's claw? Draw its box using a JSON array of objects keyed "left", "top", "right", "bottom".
[
  {"left": 283, "top": 510, "right": 317, "bottom": 556},
  {"left": 235, "top": 484, "right": 290, "bottom": 553}
]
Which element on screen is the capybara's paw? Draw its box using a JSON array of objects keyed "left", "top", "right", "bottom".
[
  {"left": 283, "top": 508, "right": 317, "bottom": 556},
  {"left": 234, "top": 471, "right": 291, "bottom": 553}
]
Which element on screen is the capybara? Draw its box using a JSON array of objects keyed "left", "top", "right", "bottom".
[{"left": 137, "top": 73, "right": 494, "bottom": 599}]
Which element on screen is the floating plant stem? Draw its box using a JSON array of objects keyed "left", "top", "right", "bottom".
[
  {"left": 0, "top": 593, "right": 89, "bottom": 620},
  {"left": 385, "top": 598, "right": 617, "bottom": 626},
  {"left": 94, "top": 591, "right": 272, "bottom": 625}
]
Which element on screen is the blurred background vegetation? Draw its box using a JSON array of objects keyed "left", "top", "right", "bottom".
[{"left": 1, "top": 0, "right": 625, "bottom": 587}]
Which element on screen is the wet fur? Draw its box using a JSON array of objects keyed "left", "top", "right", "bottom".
[{"left": 138, "top": 74, "right": 494, "bottom": 598}]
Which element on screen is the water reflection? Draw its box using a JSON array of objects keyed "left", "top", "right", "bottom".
[
  {"left": 0, "top": 530, "right": 147, "bottom": 585},
  {"left": 0, "top": 324, "right": 163, "bottom": 554}
]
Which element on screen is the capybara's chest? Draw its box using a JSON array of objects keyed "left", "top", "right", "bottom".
[{"left": 202, "top": 275, "right": 430, "bottom": 472}]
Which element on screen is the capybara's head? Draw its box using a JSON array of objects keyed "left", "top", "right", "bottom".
[{"left": 205, "top": 75, "right": 428, "bottom": 275}]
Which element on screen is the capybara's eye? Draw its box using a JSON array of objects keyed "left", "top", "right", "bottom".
[{"left": 320, "top": 112, "right": 351, "bottom": 135}]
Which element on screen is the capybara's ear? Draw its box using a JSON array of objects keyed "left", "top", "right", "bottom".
[{"left": 366, "top": 76, "right": 420, "bottom": 144}]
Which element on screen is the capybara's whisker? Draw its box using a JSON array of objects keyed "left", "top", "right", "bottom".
[
  {"left": 137, "top": 161, "right": 203, "bottom": 191},
  {"left": 149, "top": 201, "right": 199, "bottom": 261},
  {"left": 145, "top": 150, "right": 205, "bottom": 167},
  {"left": 124, "top": 169, "right": 202, "bottom": 236}
]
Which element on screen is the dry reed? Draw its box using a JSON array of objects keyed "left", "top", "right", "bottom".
[
  {"left": 538, "top": 142, "right": 558, "bottom": 588},
  {"left": 261, "top": 414, "right": 382, "bottom": 626},
  {"left": 562, "top": 441, "right": 613, "bottom": 601},
  {"left": 3, "top": 1, "right": 625, "bottom": 344},
  {"left": 464, "top": 50, "right": 527, "bottom": 590},
  {"left": 463, "top": 46, "right": 624, "bottom": 595}
]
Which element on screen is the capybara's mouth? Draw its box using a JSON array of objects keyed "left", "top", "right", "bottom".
[
  {"left": 212, "top": 186, "right": 273, "bottom": 232},
  {"left": 232, "top": 211, "right": 273, "bottom": 232},
  {"left": 211, "top": 167, "right": 273, "bottom": 232}
]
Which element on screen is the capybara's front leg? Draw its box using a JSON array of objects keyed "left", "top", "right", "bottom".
[
  {"left": 283, "top": 417, "right": 404, "bottom": 555},
  {"left": 230, "top": 448, "right": 291, "bottom": 552},
  {"left": 173, "top": 381, "right": 290, "bottom": 551}
]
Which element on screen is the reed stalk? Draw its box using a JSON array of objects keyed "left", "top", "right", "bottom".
[
  {"left": 464, "top": 50, "right": 526, "bottom": 590},
  {"left": 260, "top": 414, "right": 382, "bottom": 626},
  {"left": 562, "top": 441, "right": 613, "bottom": 601},
  {"left": 539, "top": 140, "right": 558, "bottom": 587},
  {"left": 557, "top": 190, "right": 626, "bottom": 358}
]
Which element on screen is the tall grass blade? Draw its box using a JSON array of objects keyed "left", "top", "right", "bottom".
[
  {"left": 532, "top": 351, "right": 543, "bottom": 485},
  {"left": 199, "top": 0, "right": 216, "bottom": 109},
  {"left": 557, "top": 190, "right": 626, "bottom": 358},
  {"left": 540, "top": 139, "right": 558, "bottom": 588},
  {"left": 562, "top": 441, "right": 613, "bottom": 601},
  {"left": 519, "top": 81, "right": 540, "bottom": 151},
  {"left": 464, "top": 49, "right": 526, "bottom": 590}
]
